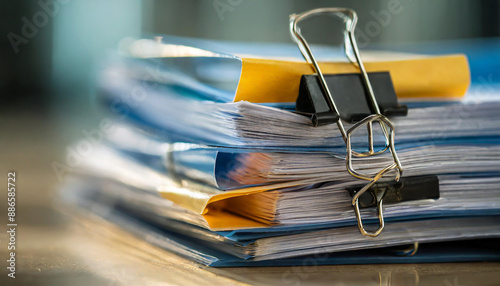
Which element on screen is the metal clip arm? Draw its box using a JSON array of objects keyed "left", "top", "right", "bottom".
[{"left": 352, "top": 181, "right": 387, "bottom": 237}]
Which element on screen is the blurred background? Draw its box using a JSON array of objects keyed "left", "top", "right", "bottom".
[
  {"left": 2, "top": 0, "right": 500, "bottom": 123},
  {"left": 0, "top": 0, "right": 500, "bottom": 284}
]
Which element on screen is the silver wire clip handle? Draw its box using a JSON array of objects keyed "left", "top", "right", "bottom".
[{"left": 289, "top": 8, "right": 404, "bottom": 237}]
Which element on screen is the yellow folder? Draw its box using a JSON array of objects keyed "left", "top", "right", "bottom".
[
  {"left": 126, "top": 39, "right": 470, "bottom": 103},
  {"left": 158, "top": 179, "right": 314, "bottom": 230},
  {"left": 235, "top": 54, "right": 470, "bottom": 103},
  {"left": 83, "top": 147, "right": 294, "bottom": 230}
]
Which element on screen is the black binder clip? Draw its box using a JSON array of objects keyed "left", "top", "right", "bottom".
[
  {"left": 291, "top": 11, "right": 408, "bottom": 126},
  {"left": 346, "top": 175, "right": 440, "bottom": 209},
  {"left": 297, "top": 72, "right": 408, "bottom": 126},
  {"left": 290, "top": 8, "right": 408, "bottom": 237}
]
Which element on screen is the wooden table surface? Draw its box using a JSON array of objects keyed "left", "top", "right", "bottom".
[{"left": 1, "top": 114, "right": 499, "bottom": 286}]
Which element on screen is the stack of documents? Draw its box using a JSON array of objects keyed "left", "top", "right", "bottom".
[{"left": 64, "top": 33, "right": 500, "bottom": 266}]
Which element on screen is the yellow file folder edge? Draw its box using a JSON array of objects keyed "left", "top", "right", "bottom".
[
  {"left": 234, "top": 55, "right": 470, "bottom": 103},
  {"left": 157, "top": 180, "right": 312, "bottom": 230}
]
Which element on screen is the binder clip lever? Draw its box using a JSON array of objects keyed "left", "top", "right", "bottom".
[
  {"left": 290, "top": 8, "right": 405, "bottom": 237},
  {"left": 353, "top": 180, "right": 386, "bottom": 237},
  {"left": 347, "top": 175, "right": 440, "bottom": 237}
]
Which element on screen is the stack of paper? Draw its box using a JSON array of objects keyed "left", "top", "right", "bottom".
[{"left": 64, "top": 35, "right": 500, "bottom": 266}]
